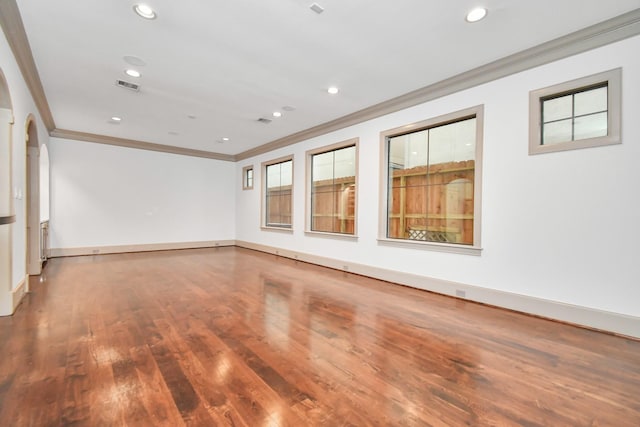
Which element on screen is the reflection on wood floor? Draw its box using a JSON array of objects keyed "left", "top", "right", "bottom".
[{"left": 0, "top": 247, "right": 638, "bottom": 426}]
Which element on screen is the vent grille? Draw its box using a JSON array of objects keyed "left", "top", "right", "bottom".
[
  {"left": 257, "top": 117, "right": 272, "bottom": 124},
  {"left": 310, "top": 3, "right": 324, "bottom": 14},
  {"left": 115, "top": 79, "right": 140, "bottom": 92}
]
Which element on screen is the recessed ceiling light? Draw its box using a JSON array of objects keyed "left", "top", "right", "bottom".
[
  {"left": 187, "top": 114, "right": 197, "bottom": 119},
  {"left": 222, "top": 137, "right": 230, "bottom": 141},
  {"left": 133, "top": 4, "right": 157, "bottom": 19},
  {"left": 125, "top": 69, "right": 141, "bottom": 78},
  {"left": 272, "top": 111, "right": 282, "bottom": 118},
  {"left": 327, "top": 86, "right": 339, "bottom": 95},
  {"left": 466, "top": 7, "right": 487, "bottom": 23},
  {"left": 111, "top": 116, "right": 122, "bottom": 122},
  {"left": 282, "top": 105, "right": 296, "bottom": 112}
]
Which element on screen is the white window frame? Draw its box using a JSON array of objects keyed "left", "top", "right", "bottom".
[
  {"left": 529, "top": 68, "right": 621, "bottom": 155},
  {"left": 261, "top": 155, "right": 294, "bottom": 231},
  {"left": 378, "top": 105, "right": 484, "bottom": 256},
  {"left": 305, "top": 138, "right": 359, "bottom": 239},
  {"left": 242, "top": 165, "right": 254, "bottom": 190}
]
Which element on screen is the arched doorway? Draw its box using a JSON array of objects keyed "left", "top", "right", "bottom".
[
  {"left": 0, "top": 68, "right": 15, "bottom": 315},
  {"left": 25, "top": 115, "right": 41, "bottom": 279}
]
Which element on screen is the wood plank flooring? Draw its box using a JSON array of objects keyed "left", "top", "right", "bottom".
[{"left": 0, "top": 247, "right": 638, "bottom": 426}]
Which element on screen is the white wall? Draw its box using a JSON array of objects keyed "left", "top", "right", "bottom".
[
  {"left": 236, "top": 35, "right": 640, "bottom": 321},
  {"left": 0, "top": 27, "right": 50, "bottom": 291},
  {"left": 49, "top": 138, "right": 236, "bottom": 249}
]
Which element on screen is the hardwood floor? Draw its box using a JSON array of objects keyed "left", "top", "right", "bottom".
[{"left": 0, "top": 247, "right": 638, "bottom": 426}]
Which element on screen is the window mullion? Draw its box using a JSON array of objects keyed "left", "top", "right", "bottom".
[
  {"left": 571, "top": 93, "right": 576, "bottom": 142},
  {"left": 331, "top": 150, "right": 340, "bottom": 233},
  {"left": 425, "top": 129, "right": 430, "bottom": 236}
]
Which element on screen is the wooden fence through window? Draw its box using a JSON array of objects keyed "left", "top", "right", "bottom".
[{"left": 389, "top": 160, "right": 474, "bottom": 244}]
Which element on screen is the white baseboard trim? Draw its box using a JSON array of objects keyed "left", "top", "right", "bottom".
[
  {"left": 12, "top": 277, "right": 26, "bottom": 312},
  {"left": 50, "top": 240, "right": 236, "bottom": 258},
  {"left": 236, "top": 240, "right": 640, "bottom": 339}
]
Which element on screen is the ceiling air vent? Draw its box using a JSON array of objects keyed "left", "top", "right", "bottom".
[
  {"left": 310, "top": 3, "right": 324, "bottom": 14},
  {"left": 257, "top": 117, "right": 272, "bottom": 124},
  {"left": 115, "top": 79, "right": 140, "bottom": 92}
]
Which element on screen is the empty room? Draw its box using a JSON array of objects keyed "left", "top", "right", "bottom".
[{"left": 1, "top": 1, "right": 639, "bottom": 425}]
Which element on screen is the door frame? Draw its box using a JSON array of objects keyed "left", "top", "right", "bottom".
[
  {"left": 0, "top": 68, "right": 15, "bottom": 315},
  {"left": 25, "top": 115, "right": 41, "bottom": 282}
]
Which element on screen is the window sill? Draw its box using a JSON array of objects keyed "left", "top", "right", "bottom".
[
  {"left": 528, "top": 134, "right": 621, "bottom": 155},
  {"left": 305, "top": 230, "right": 359, "bottom": 241},
  {"left": 377, "top": 237, "right": 482, "bottom": 256},
  {"left": 261, "top": 226, "right": 293, "bottom": 233}
]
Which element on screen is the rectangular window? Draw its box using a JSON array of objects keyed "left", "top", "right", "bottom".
[
  {"left": 307, "top": 139, "right": 357, "bottom": 235},
  {"left": 242, "top": 165, "right": 253, "bottom": 190},
  {"left": 529, "top": 68, "right": 621, "bottom": 155},
  {"left": 263, "top": 157, "right": 293, "bottom": 228},
  {"left": 380, "top": 106, "right": 483, "bottom": 253}
]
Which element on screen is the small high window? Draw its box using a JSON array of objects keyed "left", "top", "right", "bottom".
[
  {"left": 529, "top": 68, "right": 621, "bottom": 155},
  {"left": 242, "top": 165, "right": 253, "bottom": 190},
  {"left": 262, "top": 157, "right": 293, "bottom": 229},
  {"left": 307, "top": 139, "right": 358, "bottom": 235}
]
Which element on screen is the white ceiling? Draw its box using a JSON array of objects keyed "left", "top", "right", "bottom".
[{"left": 15, "top": 0, "right": 640, "bottom": 156}]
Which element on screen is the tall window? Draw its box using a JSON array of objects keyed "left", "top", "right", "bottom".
[
  {"left": 263, "top": 157, "right": 293, "bottom": 228},
  {"left": 529, "top": 68, "right": 621, "bottom": 155},
  {"left": 308, "top": 140, "right": 357, "bottom": 235},
  {"left": 381, "top": 106, "right": 483, "bottom": 250}
]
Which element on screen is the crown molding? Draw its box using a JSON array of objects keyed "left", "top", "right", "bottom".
[
  {"left": 50, "top": 129, "right": 236, "bottom": 162},
  {"left": 0, "top": 0, "right": 55, "bottom": 131},
  {"left": 235, "top": 8, "right": 640, "bottom": 161}
]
